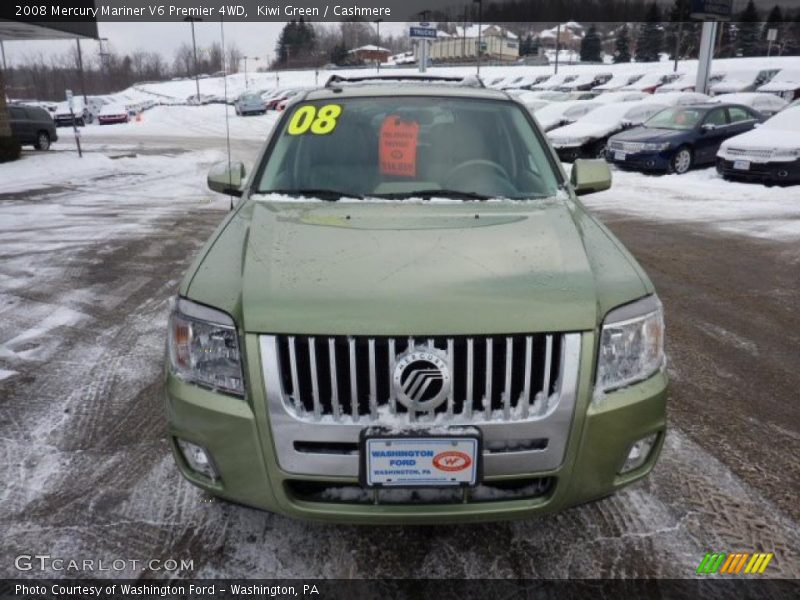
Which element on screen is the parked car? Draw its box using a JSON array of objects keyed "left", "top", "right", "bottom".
[
  {"left": 647, "top": 91, "right": 713, "bottom": 107},
  {"left": 558, "top": 72, "right": 612, "bottom": 92},
  {"left": 589, "top": 91, "right": 648, "bottom": 104},
  {"left": 8, "top": 104, "right": 58, "bottom": 150},
  {"left": 548, "top": 100, "right": 668, "bottom": 161},
  {"left": 711, "top": 92, "right": 788, "bottom": 117},
  {"left": 234, "top": 92, "right": 267, "bottom": 116},
  {"left": 170, "top": 77, "right": 667, "bottom": 521},
  {"left": 710, "top": 68, "right": 780, "bottom": 95},
  {"left": 498, "top": 73, "right": 550, "bottom": 90},
  {"left": 531, "top": 73, "right": 578, "bottom": 90},
  {"left": 521, "top": 99, "right": 551, "bottom": 113},
  {"left": 619, "top": 72, "right": 682, "bottom": 93},
  {"left": 53, "top": 99, "right": 87, "bottom": 127},
  {"left": 716, "top": 106, "right": 800, "bottom": 185},
  {"left": 533, "top": 100, "right": 603, "bottom": 132},
  {"left": 756, "top": 69, "right": 800, "bottom": 101},
  {"left": 515, "top": 90, "right": 571, "bottom": 103},
  {"left": 655, "top": 72, "right": 726, "bottom": 93},
  {"left": 593, "top": 73, "right": 645, "bottom": 92},
  {"left": 607, "top": 103, "right": 763, "bottom": 174},
  {"left": 568, "top": 91, "right": 601, "bottom": 101},
  {"left": 265, "top": 89, "right": 298, "bottom": 110},
  {"left": 97, "top": 103, "right": 130, "bottom": 125}
]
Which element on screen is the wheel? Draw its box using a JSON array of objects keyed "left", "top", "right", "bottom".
[
  {"left": 670, "top": 146, "right": 693, "bottom": 174},
  {"left": 34, "top": 131, "right": 51, "bottom": 151}
]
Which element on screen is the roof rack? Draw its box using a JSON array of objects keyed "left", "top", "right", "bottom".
[{"left": 324, "top": 74, "right": 485, "bottom": 89}]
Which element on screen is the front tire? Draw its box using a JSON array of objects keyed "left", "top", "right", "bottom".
[
  {"left": 34, "top": 131, "right": 51, "bottom": 151},
  {"left": 671, "top": 146, "right": 693, "bottom": 174}
]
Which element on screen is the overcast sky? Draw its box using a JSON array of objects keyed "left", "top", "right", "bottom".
[{"left": 1, "top": 21, "right": 412, "bottom": 67}]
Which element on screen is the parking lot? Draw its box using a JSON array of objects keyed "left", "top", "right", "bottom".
[{"left": 1, "top": 119, "right": 798, "bottom": 578}]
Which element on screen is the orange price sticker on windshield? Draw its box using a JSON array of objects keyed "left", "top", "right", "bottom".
[{"left": 379, "top": 115, "right": 419, "bottom": 178}]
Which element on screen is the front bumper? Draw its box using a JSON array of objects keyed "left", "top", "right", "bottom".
[
  {"left": 716, "top": 157, "right": 800, "bottom": 184},
  {"left": 607, "top": 150, "right": 672, "bottom": 172},
  {"left": 553, "top": 145, "right": 590, "bottom": 162},
  {"left": 165, "top": 333, "right": 668, "bottom": 524}
]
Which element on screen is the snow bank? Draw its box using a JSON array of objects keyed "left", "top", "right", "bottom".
[{"left": 582, "top": 166, "right": 800, "bottom": 240}]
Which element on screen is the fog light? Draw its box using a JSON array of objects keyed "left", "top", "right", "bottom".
[
  {"left": 619, "top": 433, "right": 658, "bottom": 474},
  {"left": 177, "top": 439, "right": 219, "bottom": 480}
]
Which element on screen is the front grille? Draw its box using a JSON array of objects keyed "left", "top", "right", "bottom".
[
  {"left": 725, "top": 147, "right": 773, "bottom": 160},
  {"left": 276, "top": 334, "right": 563, "bottom": 422},
  {"left": 610, "top": 141, "right": 647, "bottom": 153}
]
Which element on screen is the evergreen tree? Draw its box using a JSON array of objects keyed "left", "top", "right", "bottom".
[
  {"left": 274, "top": 19, "right": 317, "bottom": 66},
  {"left": 784, "top": 9, "right": 800, "bottom": 55},
  {"left": 330, "top": 43, "right": 348, "bottom": 66},
  {"left": 737, "top": 0, "right": 763, "bottom": 57},
  {"left": 635, "top": 3, "right": 664, "bottom": 62},
  {"left": 717, "top": 22, "right": 737, "bottom": 58},
  {"left": 614, "top": 23, "right": 632, "bottom": 63},
  {"left": 580, "top": 25, "right": 603, "bottom": 62},
  {"left": 665, "top": 0, "right": 700, "bottom": 60}
]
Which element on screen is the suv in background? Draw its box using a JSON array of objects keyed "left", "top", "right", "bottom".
[
  {"left": 165, "top": 75, "right": 668, "bottom": 523},
  {"left": 8, "top": 104, "right": 58, "bottom": 150}
]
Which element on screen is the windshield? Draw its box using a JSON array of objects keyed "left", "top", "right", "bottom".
[
  {"left": 255, "top": 96, "right": 561, "bottom": 200},
  {"left": 645, "top": 107, "right": 703, "bottom": 130}
]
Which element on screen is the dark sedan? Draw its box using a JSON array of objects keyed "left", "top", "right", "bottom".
[
  {"left": 8, "top": 104, "right": 58, "bottom": 150},
  {"left": 607, "top": 103, "right": 763, "bottom": 174}
]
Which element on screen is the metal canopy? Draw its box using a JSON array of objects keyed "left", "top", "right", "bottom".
[{"left": 0, "top": 20, "right": 98, "bottom": 41}]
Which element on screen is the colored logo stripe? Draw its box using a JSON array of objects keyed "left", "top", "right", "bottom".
[{"left": 697, "top": 552, "right": 773, "bottom": 574}]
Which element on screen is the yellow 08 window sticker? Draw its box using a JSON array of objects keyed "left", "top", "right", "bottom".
[{"left": 287, "top": 104, "right": 342, "bottom": 136}]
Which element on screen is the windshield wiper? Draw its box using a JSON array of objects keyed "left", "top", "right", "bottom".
[
  {"left": 373, "top": 189, "right": 493, "bottom": 201},
  {"left": 261, "top": 188, "right": 364, "bottom": 201}
]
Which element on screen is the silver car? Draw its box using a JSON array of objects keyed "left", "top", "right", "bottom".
[{"left": 234, "top": 92, "right": 266, "bottom": 116}]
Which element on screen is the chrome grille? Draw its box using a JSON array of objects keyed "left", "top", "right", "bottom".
[
  {"left": 725, "top": 147, "right": 773, "bottom": 160},
  {"left": 610, "top": 141, "right": 646, "bottom": 153},
  {"left": 275, "top": 334, "right": 562, "bottom": 422}
]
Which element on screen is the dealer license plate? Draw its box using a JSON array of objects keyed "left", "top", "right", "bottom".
[
  {"left": 362, "top": 434, "right": 480, "bottom": 488},
  {"left": 614, "top": 151, "right": 627, "bottom": 161},
  {"left": 733, "top": 160, "right": 751, "bottom": 171}
]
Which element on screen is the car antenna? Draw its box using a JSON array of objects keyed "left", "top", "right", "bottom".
[{"left": 220, "top": 15, "right": 234, "bottom": 211}]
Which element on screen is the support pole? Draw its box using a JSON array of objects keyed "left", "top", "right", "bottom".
[{"left": 695, "top": 20, "right": 718, "bottom": 95}]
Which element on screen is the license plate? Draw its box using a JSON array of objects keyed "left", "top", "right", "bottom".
[
  {"left": 614, "top": 151, "right": 627, "bottom": 161},
  {"left": 361, "top": 432, "right": 480, "bottom": 488},
  {"left": 733, "top": 160, "right": 751, "bottom": 170}
]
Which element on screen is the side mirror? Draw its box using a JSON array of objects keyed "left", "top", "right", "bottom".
[
  {"left": 701, "top": 123, "right": 717, "bottom": 133},
  {"left": 571, "top": 159, "right": 612, "bottom": 196},
  {"left": 207, "top": 161, "right": 246, "bottom": 196}
]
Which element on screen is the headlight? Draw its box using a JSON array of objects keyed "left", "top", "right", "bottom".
[
  {"left": 596, "top": 295, "right": 665, "bottom": 394},
  {"left": 641, "top": 142, "right": 671, "bottom": 152},
  {"left": 774, "top": 148, "right": 800, "bottom": 158},
  {"left": 168, "top": 298, "right": 245, "bottom": 396}
]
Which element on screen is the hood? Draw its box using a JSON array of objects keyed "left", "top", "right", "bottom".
[
  {"left": 611, "top": 126, "right": 690, "bottom": 143},
  {"left": 187, "top": 199, "right": 639, "bottom": 336},
  {"left": 720, "top": 126, "right": 799, "bottom": 150},
  {"left": 549, "top": 121, "right": 614, "bottom": 141}
]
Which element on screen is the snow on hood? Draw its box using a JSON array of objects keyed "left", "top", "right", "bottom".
[
  {"left": 533, "top": 100, "right": 591, "bottom": 129},
  {"left": 549, "top": 100, "right": 665, "bottom": 139}
]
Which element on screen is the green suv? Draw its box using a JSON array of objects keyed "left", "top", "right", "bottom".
[{"left": 165, "top": 76, "right": 667, "bottom": 523}]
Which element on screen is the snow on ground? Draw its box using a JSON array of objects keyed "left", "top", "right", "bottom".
[
  {"left": 582, "top": 165, "right": 800, "bottom": 240},
  {"left": 0, "top": 148, "right": 230, "bottom": 305}
]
